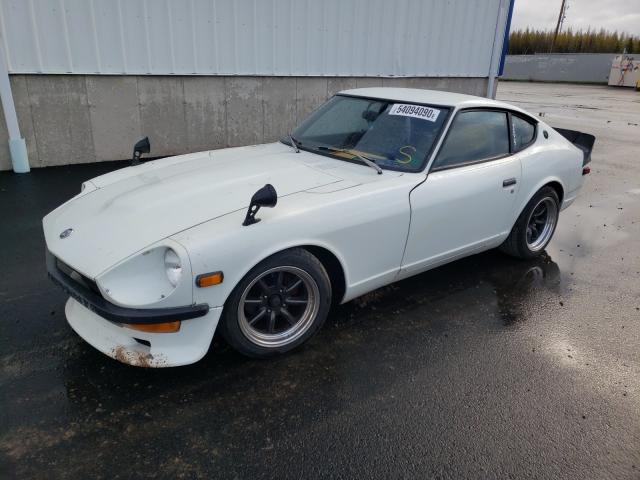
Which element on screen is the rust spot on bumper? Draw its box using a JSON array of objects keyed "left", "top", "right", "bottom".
[{"left": 111, "top": 346, "right": 166, "bottom": 368}]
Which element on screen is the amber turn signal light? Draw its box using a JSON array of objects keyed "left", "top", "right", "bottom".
[
  {"left": 125, "top": 321, "right": 181, "bottom": 333},
  {"left": 196, "top": 271, "right": 224, "bottom": 288}
]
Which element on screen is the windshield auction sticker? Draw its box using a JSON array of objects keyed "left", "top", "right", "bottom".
[{"left": 389, "top": 104, "right": 440, "bottom": 122}]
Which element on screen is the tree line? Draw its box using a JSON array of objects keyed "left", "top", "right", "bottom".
[{"left": 508, "top": 28, "right": 640, "bottom": 55}]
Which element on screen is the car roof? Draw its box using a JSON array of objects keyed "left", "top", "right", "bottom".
[{"left": 338, "top": 87, "right": 534, "bottom": 117}]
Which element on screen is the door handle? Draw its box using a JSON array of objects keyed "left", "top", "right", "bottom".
[{"left": 502, "top": 178, "right": 517, "bottom": 187}]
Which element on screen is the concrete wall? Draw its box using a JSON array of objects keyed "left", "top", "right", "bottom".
[
  {"left": 503, "top": 53, "right": 616, "bottom": 84},
  {"left": 0, "top": 75, "right": 487, "bottom": 171}
]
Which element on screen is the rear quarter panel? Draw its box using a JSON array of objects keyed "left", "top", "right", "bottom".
[{"left": 514, "top": 123, "right": 584, "bottom": 221}]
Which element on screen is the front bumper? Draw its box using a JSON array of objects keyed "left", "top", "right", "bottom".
[
  {"left": 46, "top": 249, "right": 209, "bottom": 324},
  {"left": 66, "top": 298, "right": 222, "bottom": 367},
  {"left": 47, "top": 249, "right": 219, "bottom": 367}
]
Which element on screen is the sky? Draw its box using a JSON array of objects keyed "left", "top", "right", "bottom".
[{"left": 510, "top": 0, "right": 640, "bottom": 35}]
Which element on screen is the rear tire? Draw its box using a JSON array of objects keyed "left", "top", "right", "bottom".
[
  {"left": 500, "top": 186, "right": 560, "bottom": 259},
  {"left": 219, "top": 248, "right": 331, "bottom": 358}
]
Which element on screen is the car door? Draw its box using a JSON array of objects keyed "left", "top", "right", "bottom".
[{"left": 400, "top": 108, "right": 521, "bottom": 277}]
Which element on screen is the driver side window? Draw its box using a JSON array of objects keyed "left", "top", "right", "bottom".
[{"left": 432, "top": 110, "right": 510, "bottom": 171}]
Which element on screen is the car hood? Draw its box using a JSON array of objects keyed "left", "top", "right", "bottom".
[{"left": 43, "top": 143, "right": 343, "bottom": 278}]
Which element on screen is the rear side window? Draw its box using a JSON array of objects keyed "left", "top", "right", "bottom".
[
  {"left": 510, "top": 114, "right": 536, "bottom": 152},
  {"left": 431, "top": 110, "right": 509, "bottom": 170}
]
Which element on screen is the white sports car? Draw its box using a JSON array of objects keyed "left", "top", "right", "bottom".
[{"left": 43, "top": 88, "right": 595, "bottom": 367}]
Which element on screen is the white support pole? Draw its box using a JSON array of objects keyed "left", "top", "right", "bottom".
[
  {"left": 486, "top": 0, "right": 508, "bottom": 99},
  {"left": 0, "top": 38, "right": 29, "bottom": 173}
]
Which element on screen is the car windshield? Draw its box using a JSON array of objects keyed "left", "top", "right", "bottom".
[{"left": 287, "top": 95, "right": 451, "bottom": 172}]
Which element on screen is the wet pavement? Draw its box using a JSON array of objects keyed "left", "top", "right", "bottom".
[{"left": 1, "top": 82, "right": 639, "bottom": 479}]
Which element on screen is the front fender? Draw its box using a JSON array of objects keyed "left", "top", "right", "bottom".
[
  {"left": 172, "top": 184, "right": 413, "bottom": 309},
  {"left": 190, "top": 224, "right": 350, "bottom": 309}
]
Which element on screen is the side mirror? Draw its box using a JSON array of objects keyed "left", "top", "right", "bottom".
[
  {"left": 243, "top": 184, "right": 278, "bottom": 226},
  {"left": 131, "top": 137, "right": 150, "bottom": 165}
]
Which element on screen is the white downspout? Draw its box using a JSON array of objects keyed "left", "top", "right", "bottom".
[
  {"left": 0, "top": 38, "right": 29, "bottom": 173},
  {"left": 486, "top": 0, "right": 508, "bottom": 99}
]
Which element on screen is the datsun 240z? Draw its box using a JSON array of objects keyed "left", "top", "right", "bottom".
[{"left": 43, "top": 88, "right": 595, "bottom": 367}]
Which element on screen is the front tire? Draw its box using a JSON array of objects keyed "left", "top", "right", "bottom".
[
  {"left": 500, "top": 186, "right": 560, "bottom": 259},
  {"left": 219, "top": 248, "right": 332, "bottom": 358}
]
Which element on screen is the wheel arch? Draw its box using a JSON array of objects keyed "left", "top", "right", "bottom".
[
  {"left": 500, "top": 178, "right": 564, "bottom": 259},
  {"left": 219, "top": 241, "right": 349, "bottom": 310},
  {"left": 300, "top": 245, "right": 347, "bottom": 307},
  {"left": 516, "top": 177, "right": 565, "bottom": 220},
  {"left": 505, "top": 178, "right": 565, "bottom": 238},
  {"left": 545, "top": 180, "right": 564, "bottom": 204}
]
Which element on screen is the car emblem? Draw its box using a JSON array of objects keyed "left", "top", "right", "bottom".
[{"left": 59, "top": 228, "right": 73, "bottom": 239}]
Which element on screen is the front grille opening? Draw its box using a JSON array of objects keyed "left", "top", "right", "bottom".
[
  {"left": 134, "top": 338, "right": 151, "bottom": 347},
  {"left": 56, "top": 258, "right": 101, "bottom": 295}
]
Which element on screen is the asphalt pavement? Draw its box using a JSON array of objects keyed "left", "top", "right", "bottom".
[{"left": 1, "top": 81, "right": 639, "bottom": 479}]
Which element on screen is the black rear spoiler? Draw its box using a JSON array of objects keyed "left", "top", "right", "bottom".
[{"left": 554, "top": 128, "right": 595, "bottom": 166}]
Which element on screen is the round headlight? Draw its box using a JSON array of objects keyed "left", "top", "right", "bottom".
[{"left": 164, "top": 248, "right": 183, "bottom": 287}]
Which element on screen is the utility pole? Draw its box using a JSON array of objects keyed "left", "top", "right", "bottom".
[{"left": 550, "top": 0, "right": 568, "bottom": 53}]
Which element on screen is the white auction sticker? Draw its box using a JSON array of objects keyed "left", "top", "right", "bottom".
[{"left": 388, "top": 103, "right": 440, "bottom": 122}]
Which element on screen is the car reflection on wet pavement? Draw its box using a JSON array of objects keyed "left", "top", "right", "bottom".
[{"left": 1, "top": 82, "right": 639, "bottom": 479}]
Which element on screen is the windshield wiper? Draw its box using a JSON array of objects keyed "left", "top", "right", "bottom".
[
  {"left": 288, "top": 134, "right": 300, "bottom": 153},
  {"left": 317, "top": 146, "right": 382, "bottom": 175}
]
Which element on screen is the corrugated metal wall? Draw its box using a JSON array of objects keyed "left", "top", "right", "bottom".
[{"left": 0, "top": 0, "right": 505, "bottom": 77}]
